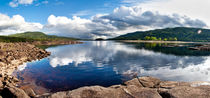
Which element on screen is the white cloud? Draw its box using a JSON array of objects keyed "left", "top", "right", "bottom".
[
  {"left": 6, "top": 0, "right": 210, "bottom": 38},
  {"left": 9, "top": 0, "right": 37, "bottom": 7},
  {"left": 9, "top": 1, "right": 19, "bottom": 7},
  {"left": 44, "top": 6, "right": 206, "bottom": 39},
  {"left": 138, "top": 0, "right": 210, "bottom": 26},
  {"left": 0, "top": 14, "right": 43, "bottom": 35},
  {"left": 44, "top": 15, "right": 117, "bottom": 39}
]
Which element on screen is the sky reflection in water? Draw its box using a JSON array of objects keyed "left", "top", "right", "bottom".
[{"left": 15, "top": 41, "right": 210, "bottom": 93}]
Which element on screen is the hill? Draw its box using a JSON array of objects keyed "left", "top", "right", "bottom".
[
  {"left": 0, "top": 36, "right": 34, "bottom": 42},
  {"left": 9, "top": 32, "right": 78, "bottom": 41},
  {"left": 111, "top": 27, "right": 210, "bottom": 42}
]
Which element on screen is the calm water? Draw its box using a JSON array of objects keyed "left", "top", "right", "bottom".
[{"left": 14, "top": 41, "right": 210, "bottom": 93}]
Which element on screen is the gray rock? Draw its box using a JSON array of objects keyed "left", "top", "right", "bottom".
[
  {"left": 41, "top": 85, "right": 162, "bottom": 98},
  {"left": 139, "top": 76, "right": 161, "bottom": 88},
  {"left": 23, "top": 88, "right": 36, "bottom": 97},
  {"left": 158, "top": 86, "right": 210, "bottom": 98}
]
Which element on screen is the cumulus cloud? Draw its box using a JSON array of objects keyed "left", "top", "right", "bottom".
[
  {"left": 5, "top": 0, "right": 209, "bottom": 39},
  {"left": 138, "top": 0, "right": 210, "bottom": 26},
  {"left": 0, "top": 14, "right": 43, "bottom": 35},
  {"left": 9, "top": 0, "right": 34, "bottom": 7},
  {"left": 44, "top": 6, "right": 206, "bottom": 39}
]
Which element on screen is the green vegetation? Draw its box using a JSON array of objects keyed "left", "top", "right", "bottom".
[
  {"left": 163, "top": 38, "right": 168, "bottom": 41},
  {"left": 0, "top": 36, "right": 34, "bottom": 42},
  {"left": 111, "top": 27, "right": 210, "bottom": 42},
  {"left": 9, "top": 32, "right": 78, "bottom": 41},
  {"left": 143, "top": 36, "right": 177, "bottom": 41},
  {"left": 124, "top": 42, "right": 210, "bottom": 56},
  {"left": 0, "top": 32, "right": 78, "bottom": 43}
]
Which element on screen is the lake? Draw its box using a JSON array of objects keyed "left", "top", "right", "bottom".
[{"left": 13, "top": 41, "right": 210, "bottom": 94}]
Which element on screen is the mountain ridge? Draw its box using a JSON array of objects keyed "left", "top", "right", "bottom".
[
  {"left": 9, "top": 32, "right": 78, "bottom": 41},
  {"left": 111, "top": 27, "right": 210, "bottom": 42},
  {"left": 0, "top": 32, "right": 78, "bottom": 42}
]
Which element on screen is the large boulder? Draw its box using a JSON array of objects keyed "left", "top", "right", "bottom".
[
  {"left": 139, "top": 77, "right": 161, "bottom": 88},
  {"left": 41, "top": 85, "right": 162, "bottom": 98},
  {"left": 23, "top": 88, "right": 36, "bottom": 97},
  {"left": 125, "top": 76, "right": 161, "bottom": 88},
  {"left": 122, "top": 85, "right": 162, "bottom": 98},
  {"left": 124, "top": 78, "right": 143, "bottom": 87},
  {"left": 159, "top": 81, "right": 190, "bottom": 89},
  {"left": 158, "top": 86, "right": 210, "bottom": 98},
  {"left": 44, "top": 86, "right": 126, "bottom": 98}
]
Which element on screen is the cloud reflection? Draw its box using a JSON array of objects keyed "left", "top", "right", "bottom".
[{"left": 45, "top": 41, "right": 210, "bottom": 81}]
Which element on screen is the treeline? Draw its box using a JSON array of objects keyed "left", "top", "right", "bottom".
[
  {"left": 0, "top": 36, "right": 34, "bottom": 43},
  {"left": 9, "top": 32, "right": 78, "bottom": 41},
  {"left": 111, "top": 27, "right": 210, "bottom": 42},
  {"left": 0, "top": 32, "right": 78, "bottom": 43},
  {"left": 143, "top": 36, "right": 177, "bottom": 41}
]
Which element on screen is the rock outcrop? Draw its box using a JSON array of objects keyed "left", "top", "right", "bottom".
[
  {"left": 0, "top": 75, "right": 209, "bottom": 98},
  {"left": 37, "top": 76, "right": 210, "bottom": 98}
]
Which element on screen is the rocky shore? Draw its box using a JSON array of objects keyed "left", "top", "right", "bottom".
[
  {"left": 2, "top": 76, "right": 210, "bottom": 98},
  {"left": 31, "top": 40, "right": 83, "bottom": 46},
  {"left": 0, "top": 42, "right": 50, "bottom": 97},
  {"left": 1, "top": 42, "right": 210, "bottom": 98},
  {"left": 37, "top": 76, "right": 210, "bottom": 98}
]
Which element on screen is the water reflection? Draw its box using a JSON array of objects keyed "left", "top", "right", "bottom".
[
  {"left": 47, "top": 41, "right": 206, "bottom": 70},
  {"left": 14, "top": 41, "right": 210, "bottom": 94}
]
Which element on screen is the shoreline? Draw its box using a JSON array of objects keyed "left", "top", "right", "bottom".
[
  {"left": 0, "top": 42, "right": 51, "bottom": 87},
  {"left": 0, "top": 41, "right": 81, "bottom": 98},
  {"left": 31, "top": 40, "right": 83, "bottom": 46},
  {"left": 40, "top": 76, "right": 210, "bottom": 98},
  {"left": 117, "top": 40, "right": 209, "bottom": 44},
  {"left": 1, "top": 41, "right": 210, "bottom": 97}
]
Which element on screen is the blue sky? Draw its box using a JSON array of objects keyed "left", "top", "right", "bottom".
[
  {"left": 0, "top": 0, "right": 125, "bottom": 23},
  {"left": 0, "top": 0, "right": 209, "bottom": 39}
]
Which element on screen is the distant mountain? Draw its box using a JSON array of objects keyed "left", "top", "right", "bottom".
[
  {"left": 0, "top": 36, "right": 33, "bottom": 43},
  {"left": 0, "top": 32, "right": 78, "bottom": 43},
  {"left": 111, "top": 27, "right": 210, "bottom": 42},
  {"left": 9, "top": 32, "right": 78, "bottom": 41}
]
